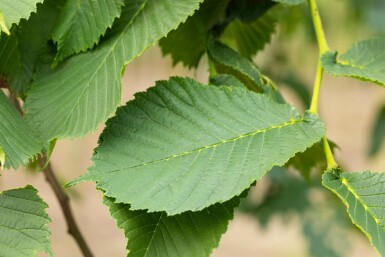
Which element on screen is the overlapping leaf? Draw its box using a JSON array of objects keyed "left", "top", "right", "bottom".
[
  {"left": 0, "top": 185, "right": 53, "bottom": 256},
  {"left": 23, "top": 0, "right": 204, "bottom": 142},
  {"left": 52, "top": 0, "right": 125, "bottom": 63},
  {"left": 104, "top": 194, "right": 241, "bottom": 257},
  {"left": 0, "top": 0, "right": 43, "bottom": 34},
  {"left": 322, "top": 38, "right": 385, "bottom": 86},
  {"left": 0, "top": 0, "right": 65, "bottom": 97},
  {"left": 221, "top": 10, "right": 277, "bottom": 58},
  {"left": 69, "top": 77, "right": 325, "bottom": 214},
  {"left": 0, "top": 91, "right": 43, "bottom": 169},
  {"left": 323, "top": 170, "right": 385, "bottom": 255},
  {"left": 208, "top": 40, "right": 283, "bottom": 102}
]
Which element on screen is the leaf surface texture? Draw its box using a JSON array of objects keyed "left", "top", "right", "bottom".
[
  {"left": 104, "top": 195, "right": 240, "bottom": 257},
  {"left": 70, "top": 77, "right": 325, "bottom": 214},
  {"left": 322, "top": 38, "right": 385, "bottom": 86},
  {"left": 24, "top": 0, "right": 204, "bottom": 142},
  {"left": 323, "top": 170, "right": 385, "bottom": 255},
  {"left": 0, "top": 185, "right": 53, "bottom": 257}
]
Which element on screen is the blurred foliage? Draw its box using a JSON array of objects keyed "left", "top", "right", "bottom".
[
  {"left": 369, "top": 104, "right": 385, "bottom": 156},
  {"left": 239, "top": 168, "right": 359, "bottom": 257}
]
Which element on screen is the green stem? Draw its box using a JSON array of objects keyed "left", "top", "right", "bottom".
[
  {"left": 208, "top": 56, "right": 217, "bottom": 77},
  {"left": 307, "top": 0, "right": 338, "bottom": 169}
]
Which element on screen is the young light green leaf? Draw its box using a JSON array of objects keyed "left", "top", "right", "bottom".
[
  {"left": 0, "top": 90, "right": 43, "bottom": 169},
  {"left": 0, "top": 0, "right": 43, "bottom": 34},
  {"left": 323, "top": 170, "right": 385, "bottom": 256},
  {"left": 0, "top": 185, "right": 53, "bottom": 256},
  {"left": 104, "top": 194, "right": 241, "bottom": 257},
  {"left": 322, "top": 38, "right": 385, "bottom": 86},
  {"left": 69, "top": 77, "right": 325, "bottom": 215},
  {"left": 207, "top": 40, "right": 284, "bottom": 102},
  {"left": 52, "top": 0, "right": 125, "bottom": 63},
  {"left": 369, "top": 104, "right": 385, "bottom": 156},
  {"left": 273, "top": 0, "right": 304, "bottom": 5},
  {"left": 0, "top": 0, "right": 65, "bottom": 97},
  {"left": 24, "top": 0, "right": 204, "bottom": 142}
]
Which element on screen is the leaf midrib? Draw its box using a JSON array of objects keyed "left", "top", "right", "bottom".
[{"left": 96, "top": 117, "right": 303, "bottom": 173}]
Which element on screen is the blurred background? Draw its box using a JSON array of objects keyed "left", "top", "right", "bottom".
[{"left": 1, "top": 0, "right": 385, "bottom": 256}]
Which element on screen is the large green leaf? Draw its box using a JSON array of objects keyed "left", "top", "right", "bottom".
[
  {"left": 23, "top": 0, "right": 204, "bottom": 142},
  {"left": 69, "top": 77, "right": 325, "bottom": 214},
  {"left": 0, "top": 185, "right": 53, "bottom": 256},
  {"left": 323, "top": 170, "right": 385, "bottom": 255},
  {"left": 52, "top": 0, "right": 124, "bottom": 63},
  {"left": 104, "top": 194, "right": 241, "bottom": 257},
  {"left": 0, "top": 0, "right": 65, "bottom": 97},
  {"left": 0, "top": 90, "right": 43, "bottom": 169},
  {"left": 322, "top": 38, "right": 385, "bottom": 86},
  {"left": 0, "top": 0, "right": 43, "bottom": 34}
]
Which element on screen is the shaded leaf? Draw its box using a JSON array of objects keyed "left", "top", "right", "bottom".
[
  {"left": 0, "top": 0, "right": 43, "bottom": 34},
  {"left": 104, "top": 194, "right": 241, "bottom": 257},
  {"left": 0, "top": 90, "right": 43, "bottom": 169},
  {"left": 369, "top": 104, "right": 385, "bottom": 156},
  {"left": 159, "top": 0, "right": 230, "bottom": 68},
  {"left": 207, "top": 40, "right": 284, "bottom": 102},
  {"left": 0, "top": 0, "right": 65, "bottom": 97},
  {"left": 52, "top": 0, "right": 125, "bottom": 63},
  {"left": 322, "top": 38, "right": 385, "bottom": 86},
  {"left": 221, "top": 9, "right": 277, "bottom": 58},
  {"left": 69, "top": 77, "right": 325, "bottom": 214},
  {"left": 0, "top": 185, "right": 53, "bottom": 256},
  {"left": 209, "top": 74, "right": 245, "bottom": 88},
  {"left": 24, "top": 0, "right": 204, "bottom": 142},
  {"left": 323, "top": 169, "right": 385, "bottom": 255}
]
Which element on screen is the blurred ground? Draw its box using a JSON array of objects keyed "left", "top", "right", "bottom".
[{"left": 2, "top": 2, "right": 385, "bottom": 255}]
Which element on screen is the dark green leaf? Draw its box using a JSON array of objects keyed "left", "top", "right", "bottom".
[{"left": 369, "top": 104, "right": 385, "bottom": 156}]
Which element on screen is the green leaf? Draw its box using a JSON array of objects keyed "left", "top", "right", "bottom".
[
  {"left": 323, "top": 170, "right": 385, "bottom": 256},
  {"left": 159, "top": 0, "right": 230, "bottom": 68},
  {"left": 220, "top": 10, "right": 277, "bottom": 58},
  {"left": 24, "top": 0, "right": 204, "bottom": 142},
  {"left": 322, "top": 38, "right": 385, "bottom": 86},
  {"left": 0, "top": 185, "right": 53, "bottom": 256},
  {"left": 69, "top": 77, "right": 325, "bottom": 214},
  {"left": 0, "top": 91, "right": 43, "bottom": 169},
  {"left": 273, "top": 0, "right": 304, "bottom": 5},
  {"left": 0, "top": 0, "right": 65, "bottom": 97},
  {"left": 369, "top": 105, "right": 385, "bottom": 156},
  {"left": 52, "top": 0, "right": 125, "bottom": 63},
  {"left": 104, "top": 194, "right": 241, "bottom": 257},
  {"left": 0, "top": 0, "right": 43, "bottom": 34},
  {"left": 207, "top": 40, "right": 284, "bottom": 102}
]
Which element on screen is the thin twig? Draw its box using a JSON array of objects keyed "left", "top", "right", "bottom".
[
  {"left": 40, "top": 159, "right": 95, "bottom": 257},
  {"left": 8, "top": 89, "right": 94, "bottom": 257}
]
